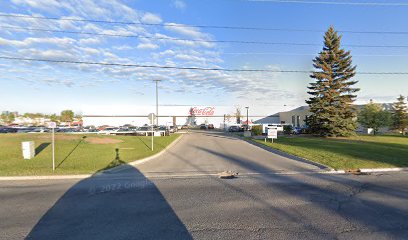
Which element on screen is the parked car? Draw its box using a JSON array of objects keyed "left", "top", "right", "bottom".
[
  {"left": 0, "top": 127, "right": 18, "bottom": 133},
  {"left": 228, "top": 126, "right": 242, "bottom": 132},
  {"left": 207, "top": 124, "right": 214, "bottom": 129},
  {"left": 56, "top": 128, "right": 78, "bottom": 133},
  {"left": 28, "top": 127, "right": 49, "bottom": 133},
  {"left": 17, "top": 127, "right": 36, "bottom": 133},
  {"left": 138, "top": 126, "right": 153, "bottom": 131},
  {"left": 293, "top": 127, "right": 303, "bottom": 135},
  {"left": 169, "top": 126, "right": 177, "bottom": 133},
  {"left": 199, "top": 124, "right": 207, "bottom": 130},
  {"left": 97, "top": 127, "right": 119, "bottom": 135},
  {"left": 115, "top": 128, "right": 136, "bottom": 135}
]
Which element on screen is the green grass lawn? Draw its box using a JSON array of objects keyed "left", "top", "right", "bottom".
[
  {"left": 0, "top": 133, "right": 180, "bottom": 176},
  {"left": 255, "top": 135, "right": 408, "bottom": 170}
]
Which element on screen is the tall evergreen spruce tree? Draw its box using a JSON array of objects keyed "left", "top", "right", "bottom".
[
  {"left": 306, "top": 26, "right": 359, "bottom": 137},
  {"left": 392, "top": 95, "right": 408, "bottom": 135}
]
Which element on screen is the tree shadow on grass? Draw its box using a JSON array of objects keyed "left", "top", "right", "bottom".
[
  {"left": 35, "top": 143, "right": 50, "bottom": 155},
  {"left": 26, "top": 149, "right": 192, "bottom": 240},
  {"left": 56, "top": 136, "right": 87, "bottom": 169},
  {"left": 135, "top": 136, "right": 151, "bottom": 150}
]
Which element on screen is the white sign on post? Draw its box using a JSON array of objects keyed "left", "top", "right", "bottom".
[
  {"left": 47, "top": 122, "right": 56, "bottom": 171},
  {"left": 148, "top": 113, "right": 156, "bottom": 151},
  {"left": 148, "top": 113, "right": 156, "bottom": 125},
  {"left": 266, "top": 127, "right": 278, "bottom": 143},
  {"left": 48, "top": 122, "right": 57, "bottom": 129}
]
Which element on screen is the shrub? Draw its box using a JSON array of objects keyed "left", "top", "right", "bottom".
[
  {"left": 251, "top": 125, "right": 263, "bottom": 136},
  {"left": 283, "top": 125, "right": 293, "bottom": 135}
]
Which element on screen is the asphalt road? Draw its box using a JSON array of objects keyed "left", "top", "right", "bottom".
[{"left": 1, "top": 130, "right": 407, "bottom": 239}]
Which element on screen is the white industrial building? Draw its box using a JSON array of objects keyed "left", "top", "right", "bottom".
[
  {"left": 81, "top": 104, "right": 319, "bottom": 129},
  {"left": 82, "top": 105, "right": 271, "bottom": 128},
  {"left": 83, "top": 103, "right": 396, "bottom": 134}
]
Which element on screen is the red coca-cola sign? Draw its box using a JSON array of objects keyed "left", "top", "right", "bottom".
[{"left": 189, "top": 107, "right": 215, "bottom": 116}]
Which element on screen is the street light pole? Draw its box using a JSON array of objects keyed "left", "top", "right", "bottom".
[
  {"left": 153, "top": 80, "right": 161, "bottom": 126},
  {"left": 245, "top": 106, "right": 249, "bottom": 131},
  {"left": 223, "top": 114, "right": 226, "bottom": 132}
]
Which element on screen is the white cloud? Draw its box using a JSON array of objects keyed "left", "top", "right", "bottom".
[
  {"left": 155, "top": 33, "right": 215, "bottom": 48},
  {"left": 174, "top": 54, "right": 207, "bottom": 62},
  {"left": 164, "top": 23, "right": 210, "bottom": 39},
  {"left": 78, "top": 47, "right": 100, "bottom": 55},
  {"left": 43, "top": 78, "right": 76, "bottom": 88},
  {"left": 27, "top": 37, "right": 76, "bottom": 46},
  {"left": 141, "top": 12, "right": 162, "bottom": 24},
  {"left": 137, "top": 42, "right": 159, "bottom": 50},
  {"left": 172, "top": 0, "right": 186, "bottom": 10},
  {"left": 153, "top": 49, "right": 176, "bottom": 58},
  {"left": 0, "top": 37, "right": 76, "bottom": 48},
  {"left": 18, "top": 48, "right": 77, "bottom": 61},
  {"left": 5, "top": 0, "right": 285, "bottom": 103},
  {"left": 11, "top": 0, "right": 65, "bottom": 13},
  {"left": 79, "top": 38, "right": 101, "bottom": 45},
  {"left": 114, "top": 45, "right": 133, "bottom": 51},
  {"left": 58, "top": 20, "right": 80, "bottom": 30}
]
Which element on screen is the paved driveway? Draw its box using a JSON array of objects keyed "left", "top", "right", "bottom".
[{"left": 137, "top": 130, "right": 323, "bottom": 177}]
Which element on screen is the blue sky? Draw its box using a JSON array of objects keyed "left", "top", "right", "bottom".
[{"left": 0, "top": 0, "right": 407, "bottom": 114}]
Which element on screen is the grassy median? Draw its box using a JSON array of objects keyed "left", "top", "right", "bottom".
[
  {"left": 0, "top": 133, "right": 180, "bottom": 176},
  {"left": 255, "top": 135, "right": 408, "bottom": 170}
]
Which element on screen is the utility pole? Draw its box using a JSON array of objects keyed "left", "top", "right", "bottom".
[
  {"left": 153, "top": 80, "right": 161, "bottom": 126},
  {"left": 52, "top": 126, "right": 55, "bottom": 171},
  {"left": 245, "top": 106, "right": 249, "bottom": 131},
  {"left": 151, "top": 114, "right": 154, "bottom": 151},
  {"left": 223, "top": 114, "right": 226, "bottom": 132}
]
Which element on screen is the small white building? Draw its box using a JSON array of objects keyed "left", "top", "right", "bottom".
[{"left": 254, "top": 106, "right": 310, "bottom": 127}]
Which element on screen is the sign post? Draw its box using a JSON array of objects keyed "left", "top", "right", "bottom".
[
  {"left": 266, "top": 127, "right": 278, "bottom": 143},
  {"left": 48, "top": 122, "right": 57, "bottom": 171},
  {"left": 148, "top": 113, "right": 156, "bottom": 151}
]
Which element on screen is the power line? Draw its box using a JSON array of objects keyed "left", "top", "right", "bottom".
[
  {"left": 2, "top": 25, "right": 408, "bottom": 48},
  {"left": 223, "top": 52, "right": 408, "bottom": 57},
  {"left": 1, "top": 56, "right": 408, "bottom": 75},
  {"left": 1, "top": 13, "right": 408, "bottom": 35},
  {"left": 249, "top": 0, "right": 408, "bottom": 6}
]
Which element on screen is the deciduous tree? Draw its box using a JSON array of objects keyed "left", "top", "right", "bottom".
[
  {"left": 50, "top": 114, "right": 59, "bottom": 123},
  {"left": 358, "top": 100, "right": 391, "bottom": 135},
  {"left": 60, "top": 110, "right": 74, "bottom": 122},
  {"left": 235, "top": 107, "right": 241, "bottom": 124}
]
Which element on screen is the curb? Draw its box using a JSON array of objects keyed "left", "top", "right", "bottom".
[
  {"left": 0, "top": 174, "right": 92, "bottom": 181},
  {"left": 0, "top": 134, "right": 184, "bottom": 181},
  {"left": 328, "top": 168, "right": 408, "bottom": 174}
]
